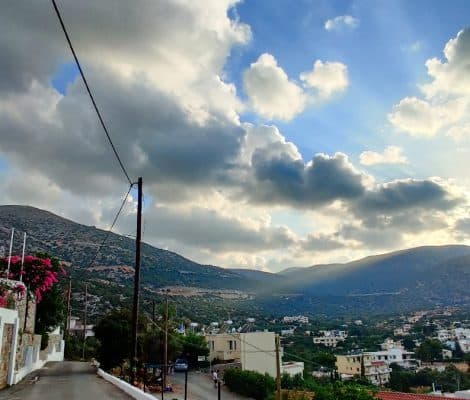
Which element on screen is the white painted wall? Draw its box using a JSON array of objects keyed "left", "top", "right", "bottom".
[
  {"left": 97, "top": 369, "right": 156, "bottom": 400},
  {"left": 240, "top": 332, "right": 280, "bottom": 377}
]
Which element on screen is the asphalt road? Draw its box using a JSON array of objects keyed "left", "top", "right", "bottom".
[
  {"left": 0, "top": 361, "right": 132, "bottom": 400},
  {"left": 169, "top": 371, "right": 252, "bottom": 400}
]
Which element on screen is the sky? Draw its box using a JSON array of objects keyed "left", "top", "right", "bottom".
[{"left": 1, "top": 1, "right": 470, "bottom": 272}]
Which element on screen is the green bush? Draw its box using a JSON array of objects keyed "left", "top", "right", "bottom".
[{"left": 224, "top": 368, "right": 276, "bottom": 400}]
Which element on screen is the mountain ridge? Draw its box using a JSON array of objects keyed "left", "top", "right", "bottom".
[{"left": 1, "top": 205, "right": 469, "bottom": 316}]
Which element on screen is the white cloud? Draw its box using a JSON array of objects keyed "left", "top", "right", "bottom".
[
  {"left": 389, "top": 96, "right": 466, "bottom": 137},
  {"left": 360, "top": 146, "right": 407, "bottom": 166},
  {"left": 390, "top": 29, "right": 470, "bottom": 139},
  {"left": 300, "top": 60, "right": 349, "bottom": 99},
  {"left": 243, "top": 53, "right": 307, "bottom": 121},
  {"left": 324, "top": 15, "right": 359, "bottom": 31},
  {"left": 243, "top": 55, "right": 349, "bottom": 120}
]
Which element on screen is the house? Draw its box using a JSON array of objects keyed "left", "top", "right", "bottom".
[
  {"left": 206, "top": 332, "right": 240, "bottom": 362},
  {"left": 336, "top": 346, "right": 417, "bottom": 386},
  {"left": 313, "top": 330, "right": 348, "bottom": 348},
  {"left": 283, "top": 316, "right": 309, "bottom": 324},
  {"left": 205, "top": 331, "right": 301, "bottom": 378},
  {"left": 281, "top": 328, "right": 295, "bottom": 336},
  {"left": 442, "top": 349, "right": 452, "bottom": 359},
  {"left": 281, "top": 361, "right": 304, "bottom": 377},
  {"left": 458, "top": 339, "right": 470, "bottom": 353},
  {"left": 336, "top": 353, "right": 391, "bottom": 385},
  {"left": 0, "top": 279, "right": 64, "bottom": 388},
  {"left": 68, "top": 316, "right": 95, "bottom": 338},
  {"left": 239, "top": 332, "right": 280, "bottom": 377}
]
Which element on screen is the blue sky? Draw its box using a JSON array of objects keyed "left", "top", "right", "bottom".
[{"left": 225, "top": 0, "right": 470, "bottom": 171}]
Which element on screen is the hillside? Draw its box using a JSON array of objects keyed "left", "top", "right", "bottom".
[
  {"left": 1, "top": 205, "right": 469, "bottom": 317},
  {"left": 259, "top": 246, "right": 470, "bottom": 315},
  {"left": 0, "top": 205, "right": 272, "bottom": 291}
]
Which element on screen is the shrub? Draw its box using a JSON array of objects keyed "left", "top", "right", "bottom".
[{"left": 224, "top": 368, "right": 276, "bottom": 400}]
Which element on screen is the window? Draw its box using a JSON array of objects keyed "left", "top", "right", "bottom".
[{"left": 211, "top": 341, "right": 215, "bottom": 351}]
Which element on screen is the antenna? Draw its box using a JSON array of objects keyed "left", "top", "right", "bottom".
[
  {"left": 6, "top": 228, "right": 14, "bottom": 280},
  {"left": 20, "top": 232, "right": 26, "bottom": 282}
]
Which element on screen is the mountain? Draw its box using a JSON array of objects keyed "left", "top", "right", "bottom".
[
  {"left": 1, "top": 205, "right": 469, "bottom": 317},
  {"left": 259, "top": 245, "right": 470, "bottom": 315},
  {"left": 0, "top": 205, "right": 267, "bottom": 291}
]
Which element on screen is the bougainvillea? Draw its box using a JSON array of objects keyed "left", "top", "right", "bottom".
[
  {"left": 0, "top": 255, "right": 66, "bottom": 303},
  {"left": 0, "top": 279, "right": 26, "bottom": 307}
]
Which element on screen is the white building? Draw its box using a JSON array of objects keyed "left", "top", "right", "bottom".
[
  {"left": 281, "top": 328, "right": 295, "bottom": 336},
  {"left": 68, "top": 316, "right": 95, "bottom": 338},
  {"left": 313, "top": 330, "right": 348, "bottom": 348},
  {"left": 283, "top": 316, "right": 309, "bottom": 324},
  {"left": 281, "top": 361, "right": 304, "bottom": 377},
  {"left": 206, "top": 331, "right": 289, "bottom": 378},
  {"left": 459, "top": 339, "right": 470, "bottom": 353}
]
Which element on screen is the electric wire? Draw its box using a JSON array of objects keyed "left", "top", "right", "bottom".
[{"left": 50, "top": 0, "right": 133, "bottom": 186}]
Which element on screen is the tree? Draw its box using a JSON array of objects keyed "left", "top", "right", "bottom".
[
  {"left": 388, "top": 364, "right": 412, "bottom": 392},
  {"left": 178, "top": 332, "right": 208, "bottom": 368},
  {"left": 94, "top": 310, "right": 133, "bottom": 369},
  {"left": 402, "top": 337, "right": 416, "bottom": 352},
  {"left": 415, "top": 339, "right": 443, "bottom": 363},
  {"left": 35, "top": 284, "right": 65, "bottom": 335}
]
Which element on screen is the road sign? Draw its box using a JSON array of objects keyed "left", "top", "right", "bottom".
[{"left": 197, "top": 356, "right": 206, "bottom": 362}]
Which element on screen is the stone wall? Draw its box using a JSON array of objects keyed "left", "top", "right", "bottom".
[{"left": 0, "top": 324, "right": 14, "bottom": 389}]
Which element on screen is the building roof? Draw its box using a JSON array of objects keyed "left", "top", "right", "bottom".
[{"left": 376, "top": 391, "right": 467, "bottom": 400}]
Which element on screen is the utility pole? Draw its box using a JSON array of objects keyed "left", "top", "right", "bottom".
[
  {"left": 152, "top": 300, "right": 156, "bottom": 323},
  {"left": 275, "top": 334, "right": 281, "bottom": 400},
  {"left": 65, "top": 278, "right": 72, "bottom": 338},
  {"left": 82, "top": 283, "right": 88, "bottom": 360},
  {"left": 131, "top": 177, "right": 143, "bottom": 384},
  {"left": 163, "top": 297, "right": 169, "bottom": 392}
]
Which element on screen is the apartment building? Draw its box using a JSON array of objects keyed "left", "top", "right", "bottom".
[
  {"left": 206, "top": 331, "right": 303, "bottom": 378},
  {"left": 336, "top": 353, "right": 391, "bottom": 385},
  {"left": 283, "top": 315, "right": 309, "bottom": 324},
  {"left": 313, "top": 330, "right": 347, "bottom": 348},
  {"left": 206, "top": 332, "right": 241, "bottom": 362}
]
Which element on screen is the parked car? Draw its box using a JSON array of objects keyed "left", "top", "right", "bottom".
[{"left": 174, "top": 359, "right": 189, "bottom": 372}]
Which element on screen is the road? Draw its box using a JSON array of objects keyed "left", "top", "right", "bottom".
[
  {"left": 0, "top": 361, "right": 132, "bottom": 400},
  {"left": 167, "top": 371, "right": 252, "bottom": 400}
]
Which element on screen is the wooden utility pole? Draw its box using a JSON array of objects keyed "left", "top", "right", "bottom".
[
  {"left": 65, "top": 278, "right": 72, "bottom": 338},
  {"left": 131, "top": 177, "right": 143, "bottom": 384},
  {"left": 82, "top": 283, "right": 88, "bottom": 360},
  {"left": 275, "top": 334, "right": 282, "bottom": 400},
  {"left": 163, "top": 297, "right": 169, "bottom": 391},
  {"left": 152, "top": 300, "right": 156, "bottom": 323}
]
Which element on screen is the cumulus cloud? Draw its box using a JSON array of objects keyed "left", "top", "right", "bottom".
[
  {"left": 300, "top": 60, "right": 349, "bottom": 99},
  {"left": 390, "top": 28, "right": 470, "bottom": 138},
  {"left": 360, "top": 146, "right": 407, "bottom": 166},
  {"left": 247, "top": 152, "right": 367, "bottom": 208},
  {"left": 243, "top": 53, "right": 307, "bottom": 121},
  {"left": 300, "top": 233, "right": 347, "bottom": 252},
  {"left": 0, "top": 1, "right": 467, "bottom": 272},
  {"left": 243, "top": 54, "right": 349, "bottom": 120},
  {"left": 324, "top": 15, "right": 359, "bottom": 31}
]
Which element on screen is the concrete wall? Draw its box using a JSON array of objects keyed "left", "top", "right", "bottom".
[
  {"left": 0, "top": 307, "right": 20, "bottom": 388},
  {"left": 240, "top": 332, "right": 279, "bottom": 377},
  {"left": 97, "top": 369, "right": 156, "bottom": 400},
  {"left": 206, "top": 333, "right": 240, "bottom": 361}
]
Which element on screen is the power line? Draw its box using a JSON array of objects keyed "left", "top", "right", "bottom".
[
  {"left": 86, "top": 184, "right": 133, "bottom": 269},
  {"left": 50, "top": 0, "right": 133, "bottom": 186}
]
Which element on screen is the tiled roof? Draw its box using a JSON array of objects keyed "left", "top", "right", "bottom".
[{"left": 377, "top": 392, "right": 466, "bottom": 400}]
